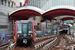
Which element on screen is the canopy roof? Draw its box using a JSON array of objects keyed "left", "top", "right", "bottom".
[
  {"left": 9, "top": 6, "right": 75, "bottom": 20},
  {"left": 43, "top": 6, "right": 75, "bottom": 20},
  {"left": 61, "top": 17, "right": 74, "bottom": 21},
  {"left": 9, "top": 6, "right": 44, "bottom": 20}
]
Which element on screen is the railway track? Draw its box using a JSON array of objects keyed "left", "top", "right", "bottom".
[
  {"left": 3, "top": 34, "right": 75, "bottom": 50},
  {"left": 12, "top": 35, "right": 57, "bottom": 50},
  {"left": 49, "top": 34, "right": 70, "bottom": 50},
  {"left": 13, "top": 46, "right": 34, "bottom": 50}
]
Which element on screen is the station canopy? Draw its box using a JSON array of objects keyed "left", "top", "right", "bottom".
[
  {"left": 9, "top": 6, "right": 75, "bottom": 20},
  {"left": 9, "top": 6, "right": 44, "bottom": 20},
  {"left": 54, "top": 15, "right": 75, "bottom": 21},
  {"left": 43, "top": 6, "right": 75, "bottom": 20}
]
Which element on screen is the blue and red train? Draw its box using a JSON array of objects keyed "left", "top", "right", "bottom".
[{"left": 14, "top": 20, "right": 35, "bottom": 46}]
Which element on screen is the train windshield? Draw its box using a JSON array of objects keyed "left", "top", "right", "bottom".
[
  {"left": 23, "top": 24, "right": 27, "bottom": 35},
  {"left": 63, "top": 25, "right": 68, "bottom": 28},
  {"left": 17, "top": 24, "right": 22, "bottom": 33}
]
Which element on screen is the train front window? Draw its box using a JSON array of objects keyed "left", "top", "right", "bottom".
[
  {"left": 23, "top": 24, "right": 27, "bottom": 37},
  {"left": 64, "top": 26, "right": 68, "bottom": 28},
  {"left": 17, "top": 24, "right": 22, "bottom": 33}
]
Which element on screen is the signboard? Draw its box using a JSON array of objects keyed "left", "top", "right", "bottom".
[
  {"left": 41, "top": 22, "right": 46, "bottom": 31},
  {"left": 47, "top": 23, "right": 51, "bottom": 27},
  {"left": 46, "top": 20, "right": 50, "bottom": 23},
  {"left": 74, "top": 19, "right": 75, "bottom": 22},
  {"left": 57, "top": 20, "right": 60, "bottom": 23}
]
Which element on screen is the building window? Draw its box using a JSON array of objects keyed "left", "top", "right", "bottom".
[
  {"left": 11, "top": 2, "right": 13, "bottom": 8},
  {"left": 20, "top": 2, "right": 22, "bottom": 7},
  {"left": 5, "top": 0, "right": 6, "bottom": 6},
  {"left": 1, "top": 0, "right": 3, "bottom": 5},
  {"left": 8, "top": 2, "right": 10, "bottom": 7},
  {"left": 0, "top": 25, "right": 8, "bottom": 29}
]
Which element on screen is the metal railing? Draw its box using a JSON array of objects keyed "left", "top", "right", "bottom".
[{"left": 0, "top": 35, "right": 9, "bottom": 45}]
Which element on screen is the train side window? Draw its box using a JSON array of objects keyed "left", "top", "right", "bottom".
[
  {"left": 28, "top": 23, "right": 33, "bottom": 33},
  {"left": 29, "top": 24, "right": 33, "bottom": 31}
]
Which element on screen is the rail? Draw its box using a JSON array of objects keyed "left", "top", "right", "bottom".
[
  {"left": 43, "top": 37, "right": 58, "bottom": 50},
  {"left": 65, "top": 35, "right": 72, "bottom": 42},
  {"left": 35, "top": 35, "right": 56, "bottom": 42},
  {"left": 34, "top": 35, "right": 58, "bottom": 50}
]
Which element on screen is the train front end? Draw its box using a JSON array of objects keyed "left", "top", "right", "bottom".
[
  {"left": 63, "top": 25, "right": 69, "bottom": 34},
  {"left": 14, "top": 20, "right": 35, "bottom": 46}
]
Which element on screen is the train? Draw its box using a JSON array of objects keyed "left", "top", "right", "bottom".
[
  {"left": 60, "top": 24, "right": 70, "bottom": 34},
  {"left": 62, "top": 24, "right": 69, "bottom": 33},
  {"left": 14, "top": 20, "right": 35, "bottom": 46}
]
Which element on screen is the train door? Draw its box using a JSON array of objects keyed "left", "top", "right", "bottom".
[
  {"left": 22, "top": 23, "right": 28, "bottom": 37},
  {"left": 28, "top": 21, "right": 35, "bottom": 42}
]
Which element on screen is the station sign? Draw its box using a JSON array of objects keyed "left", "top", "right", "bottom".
[
  {"left": 41, "top": 22, "right": 46, "bottom": 31},
  {"left": 57, "top": 20, "right": 60, "bottom": 23},
  {"left": 74, "top": 19, "right": 75, "bottom": 23},
  {"left": 46, "top": 20, "right": 50, "bottom": 23},
  {"left": 47, "top": 23, "right": 51, "bottom": 27}
]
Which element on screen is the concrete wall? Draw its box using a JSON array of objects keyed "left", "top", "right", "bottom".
[
  {"left": 28, "top": 16, "right": 42, "bottom": 25},
  {"left": 0, "top": 5, "right": 15, "bottom": 12},
  {"left": 0, "top": 10, "right": 9, "bottom": 32},
  {"left": 0, "top": 0, "right": 1, "bottom": 5},
  {"left": 0, "top": 0, "right": 15, "bottom": 8},
  {"left": 12, "top": 0, "right": 25, "bottom": 6},
  {"left": 0, "top": 4, "right": 15, "bottom": 34}
]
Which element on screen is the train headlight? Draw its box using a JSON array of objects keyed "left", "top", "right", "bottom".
[
  {"left": 31, "top": 34, "right": 32, "bottom": 37},
  {"left": 18, "top": 34, "right": 19, "bottom": 37}
]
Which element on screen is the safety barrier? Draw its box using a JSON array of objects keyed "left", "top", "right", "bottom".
[
  {"left": 0, "top": 36, "right": 9, "bottom": 45},
  {"left": 0, "top": 34, "right": 10, "bottom": 50}
]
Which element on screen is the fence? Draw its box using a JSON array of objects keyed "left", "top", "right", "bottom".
[{"left": 0, "top": 34, "right": 9, "bottom": 45}]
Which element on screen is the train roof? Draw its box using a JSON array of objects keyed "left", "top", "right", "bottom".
[{"left": 16, "top": 20, "right": 33, "bottom": 23}]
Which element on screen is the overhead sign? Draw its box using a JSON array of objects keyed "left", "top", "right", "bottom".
[
  {"left": 47, "top": 23, "right": 51, "bottom": 27},
  {"left": 46, "top": 20, "right": 50, "bottom": 23},
  {"left": 74, "top": 19, "right": 75, "bottom": 22},
  {"left": 57, "top": 20, "right": 60, "bottom": 23}
]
